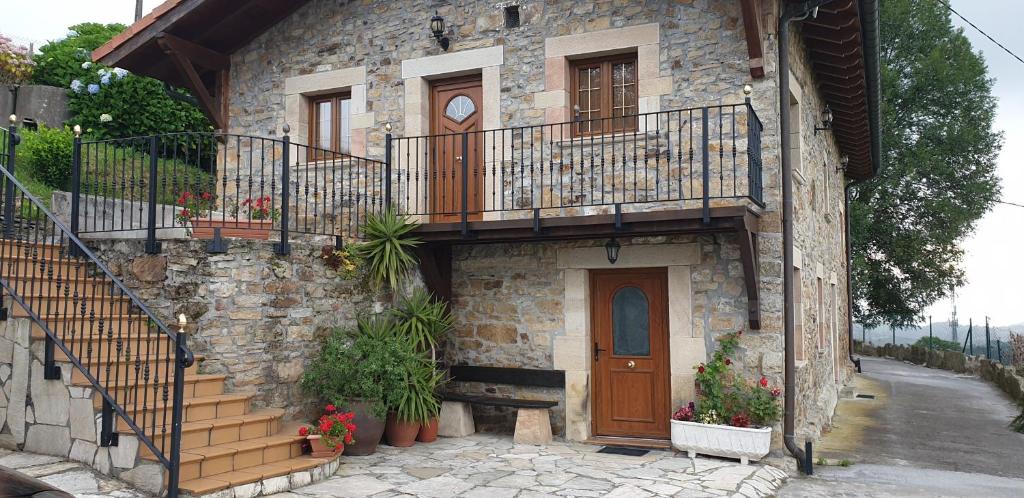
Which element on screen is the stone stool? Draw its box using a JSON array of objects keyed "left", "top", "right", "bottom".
[
  {"left": 438, "top": 400, "right": 475, "bottom": 437},
  {"left": 513, "top": 408, "right": 552, "bottom": 445}
]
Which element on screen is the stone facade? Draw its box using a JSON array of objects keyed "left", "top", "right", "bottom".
[
  {"left": 86, "top": 238, "right": 391, "bottom": 420},
  {"left": 200, "top": 0, "right": 852, "bottom": 446}
]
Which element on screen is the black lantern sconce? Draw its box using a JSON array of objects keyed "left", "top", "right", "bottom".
[
  {"left": 814, "top": 104, "right": 833, "bottom": 135},
  {"left": 430, "top": 11, "right": 450, "bottom": 51},
  {"left": 835, "top": 155, "right": 849, "bottom": 174},
  {"left": 605, "top": 237, "right": 621, "bottom": 264}
]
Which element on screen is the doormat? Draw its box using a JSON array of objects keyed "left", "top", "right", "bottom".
[
  {"left": 856, "top": 393, "right": 876, "bottom": 399},
  {"left": 596, "top": 446, "right": 650, "bottom": 457}
]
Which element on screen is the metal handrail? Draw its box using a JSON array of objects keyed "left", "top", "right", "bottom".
[{"left": 1, "top": 125, "right": 193, "bottom": 496}]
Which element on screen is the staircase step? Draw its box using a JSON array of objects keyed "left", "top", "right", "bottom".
[
  {"left": 0, "top": 256, "right": 91, "bottom": 278},
  {"left": 118, "top": 393, "right": 252, "bottom": 432},
  {"left": 85, "top": 374, "right": 227, "bottom": 407},
  {"left": 136, "top": 408, "right": 284, "bottom": 458},
  {"left": 152, "top": 433, "right": 307, "bottom": 482},
  {"left": 0, "top": 239, "right": 65, "bottom": 259},
  {"left": 2, "top": 274, "right": 122, "bottom": 296},
  {"left": 70, "top": 354, "right": 202, "bottom": 385},
  {"left": 56, "top": 335, "right": 175, "bottom": 363},
  {"left": 30, "top": 315, "right": 154, "bottom": 339},
  {"left": 10, "top": 293, "right": 134, "bottom": 318},
  {"left": 177, "top": 457, "right": 324, "bottom": 495}
]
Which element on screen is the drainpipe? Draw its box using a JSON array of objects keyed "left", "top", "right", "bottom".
[
  {"left": 780, "top": 0, "right": 834, "bottom": 475},
  {"left": 844, "top": 183, "right": 862, "bottom": 373}
]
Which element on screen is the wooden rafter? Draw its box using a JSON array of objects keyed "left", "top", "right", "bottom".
[
  {"left": 735, "top": 215, "right": 761, "bottom": 330},
  {"left": 739, "top": 0, "right": 766, "bottom": 78},
  {"left": 155, "top": 32, "right": 228, "bottom": 130},
  {"left": 414, "top": 245, "right": 453, "bottom": 303}
]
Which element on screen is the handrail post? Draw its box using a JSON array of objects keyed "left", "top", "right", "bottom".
[
  {"left": 275, "top": 128, "right": 291, "bottom": 255},
  {"left": 4, "top": 120, "right": 18, "bottom": 238},
  {"left": 43, "top": 335, "right": 61, "bottom": 380},
  {"left": 145, "top": 136, "right": 160, "bottom": 254},
  {"left": 70, "top": 129, "right": 82, "bottom": 240},
  {"left": 384, "top": 132, "right": 393, "bottom": 210},
  {"left": 460, "top": 131, "right": 469, "bottom": 236},
  {"left": 166, "top": 330, "right": 188, "bottom": 498},
  {"left": 701, "top": 107, "right": 710, "bottom": 225}
]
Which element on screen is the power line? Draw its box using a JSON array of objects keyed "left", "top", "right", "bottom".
[
  {"left": 996, "top": 200, "right": 1024, "bottom": 209},
  {"left": 937, "top": 0, "right": 1024, "bottom": 65}
]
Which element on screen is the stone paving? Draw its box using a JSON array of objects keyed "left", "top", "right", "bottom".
[
  {"left": 266, "top": 434, "right": 788, "bottom": 498},
  {"left": 0, "top": 448, "right": 147, "bottom": 498}
]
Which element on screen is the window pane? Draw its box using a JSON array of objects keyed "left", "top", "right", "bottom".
[
  {"left": 317, "top": 101, "right": 332, "bottom": 149},
  {"left": 339, "top": 98, "right": 351, "bottom": 154},
  {"left": 612, "top": 286, "right": 650, "bottom": 356}
]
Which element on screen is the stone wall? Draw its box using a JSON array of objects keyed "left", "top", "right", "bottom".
[
  {"left": 86, "top": 238, "right": 390, "bottom": 420},
  {"left": 0, "top": 85, "right": 70, "bottom": 127}
]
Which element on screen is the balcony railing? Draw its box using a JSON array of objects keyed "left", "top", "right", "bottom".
[
  {"left": 66, "top": 102, "right": 762, "bottom": 249},
  {"left": 389, "top": 102, "right": 763, "bottom": 229}
]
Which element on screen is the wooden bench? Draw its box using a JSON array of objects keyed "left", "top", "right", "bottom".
[{"left": 440, "top": 365, "right": 564, "bottom": 444}]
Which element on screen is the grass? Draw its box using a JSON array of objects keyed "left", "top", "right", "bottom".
[{"left": 78, "top": 147, "right": 214, "bottom": 206}]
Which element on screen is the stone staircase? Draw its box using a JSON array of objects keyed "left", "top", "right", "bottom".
[{"left": 2, "top": 240, "right": 340, "bottom": 497}]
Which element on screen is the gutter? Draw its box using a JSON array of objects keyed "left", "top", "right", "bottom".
[{"left": 846, "top": 0, "right": 882, "bottom": 373}]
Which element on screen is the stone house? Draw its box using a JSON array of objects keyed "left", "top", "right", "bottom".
[{"left": 1, "top": 0, "right": 879, "bottom": 495}]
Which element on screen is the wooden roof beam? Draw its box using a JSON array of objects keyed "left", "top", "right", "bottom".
[
  {"left": 739, "top": 0, "right": 766, "bottom": 78},
  {"left": 156, "top": 33, "right": 226, "bottom": 130}
]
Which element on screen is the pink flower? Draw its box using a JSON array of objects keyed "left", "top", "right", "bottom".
[{"left": 771, "top": 387, "right": 781, "bottom": 397}]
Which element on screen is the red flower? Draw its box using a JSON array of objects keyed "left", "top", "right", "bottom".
[
  {"left": 730, "top": 413, "right": 751, "bottom": 428},
  {"left": 326, "top": 404, "right": 336, "bottom": 413},
  {"left": 298, "top": 426, "right": 309, "bottom": 437},
  {"left": 725, "top": 358, "right": 732, "bottom": 365},
  {"left": 335, "top": 443, "right": 343, "bottom": 450},
  {"left": 202, "top": 192, "right": 212, "bottom": 200},
  {"left": 759, "top": 376, "right": 769, "bottom": 388},
  {"left": 180, "top": 208, "right": 191, "bottom": 218},
  {"left": 344, "top": 434, "right": 354, "bottom": 444},
  {"left": 771, "top": 387, "right": 781, "bottom": 397},
  {"left": 697, "top": 364, "right": 705, "bottom": 374}
]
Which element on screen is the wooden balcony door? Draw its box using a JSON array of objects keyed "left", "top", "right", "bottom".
[
  {"left": 430, "top": 76, "right": 484, "bottom": 223},
  {"left": 591, "top": 268, "right": 671, "bottom": 439}
]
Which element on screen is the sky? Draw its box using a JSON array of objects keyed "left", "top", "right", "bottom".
[{"left": 3, "top": 1, "right": 1023, "bottom": 326}]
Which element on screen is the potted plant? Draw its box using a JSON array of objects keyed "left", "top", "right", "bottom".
[
  {"left": 182, "top": 193, "right": 280, "bottom": 240},
  {"left": 298, "top": 404, "right": 356, "bottom": 457},
  {"left": 386, "top": 356, "right": 442, "bottom": 447},
  {"left": 389, "top": 289, "right": 452, "bottom": 441},
  {"left": 670, "top": 331, "right": 782, "bottom": 464},
  {"left": 300, "top": 317, "right": 416, "bottom": 456}
]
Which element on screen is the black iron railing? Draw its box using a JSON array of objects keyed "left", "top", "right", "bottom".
[
  {"left": 388, "top": 102, "right": 763, "bottom": 227},
  {"left": 1, "top": 124, "right": 193, "bottom": 497},
  {"left": 74, "top": 132, "right": 387, "bottom": 252}
]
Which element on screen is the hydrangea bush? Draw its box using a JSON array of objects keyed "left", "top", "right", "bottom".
[{"left": 0, "top": 34, "right": 34, "bottom": 86}]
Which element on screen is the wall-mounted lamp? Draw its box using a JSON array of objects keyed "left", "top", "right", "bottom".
[
  {"left": 605, "top": 237, "right": 621, "bottom": 264},
  {"left": 814, "top": 104, "right": 833, "bottom": 135},
  {"left": 836, "top": 155, "right": 849, "bottom": 174},
  {"left": 430, "top": 11, "right": 450, "bottom": 51}
]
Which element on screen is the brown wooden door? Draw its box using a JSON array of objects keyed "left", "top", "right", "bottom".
[
  {"left": 591, "top": 268, "right": 671, "bottom": 439},
  {"left": 430, "top": 76, "right": 484, "bottom": 222}
]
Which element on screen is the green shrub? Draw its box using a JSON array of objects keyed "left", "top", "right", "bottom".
[
  {"left": 32, "top": 22, "right": 211, "bottom": 139},
  {"left": 1013, "top": 401, "right": 1024, "bottom": 434},
  {"left": 913, "top": 336, "right": 961, "bottom": 352},
  {"left": 19, "top": 126, "right": 74, "bottom": 189}
]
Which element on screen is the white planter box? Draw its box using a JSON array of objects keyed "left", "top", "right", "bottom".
[{"left": 670, "top": 419, "right": 772, "bottom": 464}]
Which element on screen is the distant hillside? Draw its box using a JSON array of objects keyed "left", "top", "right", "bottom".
[{"left": 854, "top": 320, "right": 1021, "bottom": 348}]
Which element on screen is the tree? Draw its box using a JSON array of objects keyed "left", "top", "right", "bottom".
[
  {"left": 850, "top": 0, "right": 1002, "bottom": 327},
  {"left": 31, "top": 23, "right": 211, "bottom": 139}
]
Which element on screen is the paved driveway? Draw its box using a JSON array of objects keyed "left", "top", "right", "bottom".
[
  {"left": 780, "top": 357, "right": 1024, "bottom": 497},
  {"left": 268, "top": 434, "right": 788, "bottom": 498}
]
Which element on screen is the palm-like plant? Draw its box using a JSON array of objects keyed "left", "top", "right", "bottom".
[
  {"left": 394, "top": 357, "right": 444, "bottom": 424},
  {"left": 391, "top": 289, "right": 454, "bottom": 361},
  {"left": 354, "top": 207, "right": 421, "bottom": 292}
]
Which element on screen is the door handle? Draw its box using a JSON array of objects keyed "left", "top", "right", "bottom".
[
  {"left": 455, "top": 156, "right": 463, "bottom": 161},
  {"left": 594, "top": 342, "right": 607, "bottom": 361},
  {"left": 626, "top": 360, "right": 636, "bottom": 369}
]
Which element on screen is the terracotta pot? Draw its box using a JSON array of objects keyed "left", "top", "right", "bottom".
[
  {"left": 307, "top": 435, "right": 344, "bottom": 458},
  {"left": 190, "top": 218, "right": 273, "bottom": 240},
  {"left": 385, "top": 412, "right": 421, "bottom": 447},
  {"left": 344, "top": 399, "right": 386, "bottom": 456},
  {"left": 416, "top": 417, "right": 439, "bottom": 443}
]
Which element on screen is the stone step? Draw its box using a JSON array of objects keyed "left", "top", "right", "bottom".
[
  {"left": 177, "top": 455, "right": 335, "bottom": 495},
  {"left": 150, "top": 432, "right": 307, "bottom": 483},
  {"left": 137, "top": 408, "right": 285, "bottom": 459},
  {"left": 117, "top": 393, "right": 253, "bottom": 433},
  {"left": 55, "top": 335, "right": 176, "bottom": 363},
  {"left": 10, "top": 293, "right": 134, "bottom": 319},
  {"left": 70, "top": 353, "right": 202, "bottom": 385},
  {"left": 83, "top": 374, "right": 227, "bottom": 408}
]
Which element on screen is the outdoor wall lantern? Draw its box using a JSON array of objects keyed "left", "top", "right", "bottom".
[
  {"left": 430, "top": 11, "right": 450, "bottom": 51},
  {"left": 605, "top": 237, "right": 621, "bottom": 264},
  {"left": 814, "top": 104, "right": 833, "bottom": 135},
  {"left": 836, "top": 155, "right": 850, "bottom": 174}
]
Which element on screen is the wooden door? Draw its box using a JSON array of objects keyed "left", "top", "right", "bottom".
[
  {"left": 430, "top": 76, "right": 484, "bottom": 222},
  {"left": 591, "top": 268, "right": 671, "bottom": 439}
]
